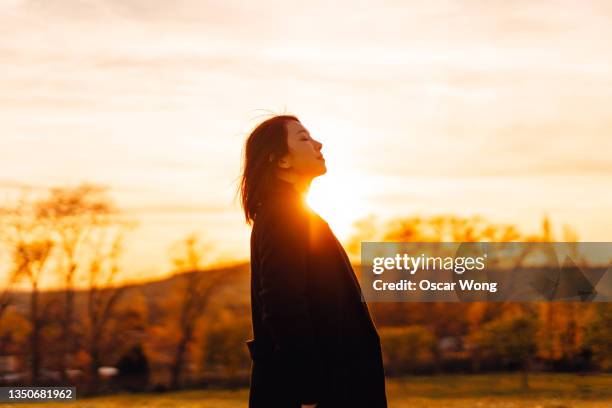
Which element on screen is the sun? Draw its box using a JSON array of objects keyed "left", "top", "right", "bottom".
[{"left": 306, "top": 170, "right": 367, "bottom": 242}]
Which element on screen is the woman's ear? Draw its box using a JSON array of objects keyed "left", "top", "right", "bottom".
[
  {"left": 277, "top": 157, "right": 291, "bottom": 169},
  {"left": 269, "top": 153, "right": 291, "bottom": 169},
  {"left": 269, "top": 152, "right": 290, "bottom": 168}
]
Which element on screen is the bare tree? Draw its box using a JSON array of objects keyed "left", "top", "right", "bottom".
[
  {"left": 81, "top": 204, "right": 136, "bottom": 393},
  {"left": 0, "top": 243, "right": 21, "bottom": 327},
  {"left": 167, "top": 233, "right": 240, "bottom": 389},
  {"left": 34, "top": 183, "right": 116, "bottom": 383},
  {"left": 1, "top": 184, "right": 136, "bottom": 388},
  {"left": 0, "top": 199, "right": 19, "bottom": 323},
  {"left": 2, "top": 191, "right": 55, "bottom": 385}
]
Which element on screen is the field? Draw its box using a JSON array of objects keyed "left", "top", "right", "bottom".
[{"left": 4, "top": 373, "right": 612, "bottom": 407}]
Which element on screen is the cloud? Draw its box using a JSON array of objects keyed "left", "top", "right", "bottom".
[{"left": 0, "top": 178, "right": 43, "bottom": 190}]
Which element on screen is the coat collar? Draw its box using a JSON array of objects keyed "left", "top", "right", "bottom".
[
  {"left": 270, "top": 177, "right": 301, "bottom": 195},
  {"left": 268, "top": 177, "right": 311, "bottom": 201},
  {"left": 260, "top": 177, "right": 310, "bottom": 212}
]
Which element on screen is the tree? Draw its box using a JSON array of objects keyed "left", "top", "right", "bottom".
[
  {"left": 378, "top": 325, "right": 436, "bottom": 375},
  {"left": 34, "top": 183, "right": 117, "bottom": 383},
  {"left": 200, "top": 308, "right": 251, "bottom": 380},
  {"left": 1, "top": 191, "right": 55, "bottom": 385},
  {"left": 475, "top": 314, "right": 538, "bottom": 389},
  {"left": 84, "top": 224, "right": 134, "bottom": 393},
  {"left": 167, "top": 233, "right": 240, "bottom": 388},
  {"left": 0, "top": 255, "right": 20, "bottom": 330},
  {"left": 583, "top": 303, "right": 612, "bottom": 371},
  {"left": 382, "top": 214, "right": 521, "bottom": 243},
  {"left": 2, "top": 184, "right": 135, "bottom": 387},
  {"left": 0, "top": 206, "right": 20, "bottom": 329}
]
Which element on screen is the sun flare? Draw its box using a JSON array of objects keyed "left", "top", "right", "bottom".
[{"left": 306, "top": 171, "right": 367, "bottom": 242}]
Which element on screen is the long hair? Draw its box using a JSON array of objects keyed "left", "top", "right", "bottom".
[{"left": 238, "top": 114, "right": 300, "bottom": 225}]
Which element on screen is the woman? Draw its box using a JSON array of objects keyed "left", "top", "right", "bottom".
[{"left": 238, "top": 114, "right": 388, "bottom": 408}]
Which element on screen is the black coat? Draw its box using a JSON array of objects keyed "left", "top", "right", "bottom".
[{"left": 246, "top": 178, "right": 388, "bottom": 408}]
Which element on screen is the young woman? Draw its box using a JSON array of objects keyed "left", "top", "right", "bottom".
[{"left": 238, "top": 114, "right": 388, "bottom": 408}]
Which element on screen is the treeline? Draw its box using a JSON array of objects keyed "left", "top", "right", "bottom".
[
  {"left": 0, "top": 183, "right": 244, "bottom": 394},
  {"left": 0, "top": 184, "right": 610, "bottom": 395},
  {"left": 350, "top": 213, "right": 612, "bottom": 388}
]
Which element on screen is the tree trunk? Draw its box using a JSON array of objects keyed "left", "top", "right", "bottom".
[
  {"left": 29, "top": 285, "right": 40, "bottom": 385},
  {"left": 521, "top": 359, "right": 530, "bottom": 390},
  {"left": 171, "top": 335, "right": 189, "bottom": 389},
  {"left": 60, "top": 285, "right": 74, "bottom": 384},
  {"left": 89, "top": 340, "right": 101, "bottom": 394}
]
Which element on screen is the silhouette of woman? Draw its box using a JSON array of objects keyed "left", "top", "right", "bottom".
[{"left": 238, "top": 114, "right": 387, "bottom": 408}]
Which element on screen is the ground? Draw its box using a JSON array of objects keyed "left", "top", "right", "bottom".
[{"left": 4, "top": 373, "right": 611, "bottom": 407}]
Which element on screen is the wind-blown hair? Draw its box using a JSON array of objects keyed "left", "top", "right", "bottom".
[{"left": 238, "top": 114, "right": 300, "bottom": 225}]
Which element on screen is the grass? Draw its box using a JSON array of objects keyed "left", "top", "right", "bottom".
[{"left": 4, "top": 373, "right": 611, "bottom": 407}]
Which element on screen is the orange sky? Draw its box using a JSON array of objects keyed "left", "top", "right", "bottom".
[{"left": 1, "top": 1, "right": 611, "bottom": 289}]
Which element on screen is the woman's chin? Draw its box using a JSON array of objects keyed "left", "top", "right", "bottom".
[{"left": 307, "top": 163, "right": 327, "bottom": 177}]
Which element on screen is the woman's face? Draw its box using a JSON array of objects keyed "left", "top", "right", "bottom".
[{"left": 280, "top": 120, "right": 326, "bottom": 177}]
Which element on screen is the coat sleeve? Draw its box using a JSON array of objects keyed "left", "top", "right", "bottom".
[{"left": 256, "top": 207, "right": 324, "bottom": 405}]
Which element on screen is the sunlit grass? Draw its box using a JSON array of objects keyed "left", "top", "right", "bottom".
[{"left": 4, "top": 373, "right": 611, "bottom": 407}]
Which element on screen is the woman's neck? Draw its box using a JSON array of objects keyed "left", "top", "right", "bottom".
[{"left": 276, "top": 172, "right": 312, "bottom": 195}]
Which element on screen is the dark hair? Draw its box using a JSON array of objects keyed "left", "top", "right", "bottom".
[{"left": 237, "top": 114, "right": 300, "bottom": 225}]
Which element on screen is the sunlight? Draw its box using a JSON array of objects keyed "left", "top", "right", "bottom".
[
  {"left": 302, "top": 118, "right": 372, "bottom": 243},
  {"left": 306, "top": 168, "right": 368, "bottom": 243}
]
